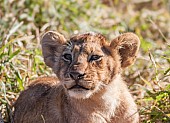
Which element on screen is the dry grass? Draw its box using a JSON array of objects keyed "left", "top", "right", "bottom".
[{"left": 0, "top": 0, "right": 170, "bottom": 122}]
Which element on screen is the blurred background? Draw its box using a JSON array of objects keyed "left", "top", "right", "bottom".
[{"left": 0, "top": 0, "right": 170, "bottom": 122}]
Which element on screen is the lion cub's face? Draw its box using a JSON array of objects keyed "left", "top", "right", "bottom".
[
  {"left": 57, "top": 33, "right": 120, "bottom": 99},
  {"left": 41, "top": 31, "right": 140, "bottom": 99}
]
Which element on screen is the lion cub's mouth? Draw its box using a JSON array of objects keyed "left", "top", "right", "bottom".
[{"left": 69, "top": 85, "right": 89, "bottom": 90}]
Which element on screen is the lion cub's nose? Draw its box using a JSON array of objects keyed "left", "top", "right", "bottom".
[{"left": 69, "top": 72, "right": 85, "bottom": 80}]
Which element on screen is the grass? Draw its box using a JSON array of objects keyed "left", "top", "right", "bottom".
[{"left": 0, "top": 0, "right": 170, "bottom": 122}]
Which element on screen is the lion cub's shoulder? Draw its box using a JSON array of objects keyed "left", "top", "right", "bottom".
[
  {"left": 14, "top": 77, "right": 63, "bottom": 122},
  {"left": 29, "top": 76, "right": 59, "bottom": 85},
  {"left": 20, "top": 77, "right": 60, "bottom": 100},
  {"left": 15, "top": 77, "right": 60, "bottom": 105}
]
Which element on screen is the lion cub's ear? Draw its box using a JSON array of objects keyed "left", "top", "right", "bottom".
[
  {"left": 110, "top": 33, "right": 140, "bottom": 68},
  {"left": 41, "top": 31, "right": 66, "bottom": 68}
]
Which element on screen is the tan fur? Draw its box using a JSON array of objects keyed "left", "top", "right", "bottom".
[{"left": 13, "top": 31, "right": 140, "bottom": 123}]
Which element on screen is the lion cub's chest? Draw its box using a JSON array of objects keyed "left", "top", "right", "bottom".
[
  {"left": 46, "top": 95, "right": 118, "bottom": 123},
  {"left": 64, "top": 95, "right": 119, "bottom": 123}
]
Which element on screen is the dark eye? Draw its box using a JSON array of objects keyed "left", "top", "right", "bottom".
[
  {"left": 90, "top": 55, "right": 102, "bottom": 61},
  {"left": 62, "top": 53, "right": 72, "bottom": 61}
]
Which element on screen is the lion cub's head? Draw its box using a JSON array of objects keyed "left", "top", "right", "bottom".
[{"left": 41, "top": 31, "right": 140, "bottom": 99}]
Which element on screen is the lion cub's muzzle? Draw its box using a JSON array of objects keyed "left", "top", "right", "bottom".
[{"left": 68, "top": 71, "right": 90, "bottom": 90}]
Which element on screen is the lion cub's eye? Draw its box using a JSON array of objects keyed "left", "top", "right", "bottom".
[
  {"left": 89, "top": 55, "right": 102, "bottom": 62},
  {"left": 62, "top": 53, "right": 72, "bottom": 61}
]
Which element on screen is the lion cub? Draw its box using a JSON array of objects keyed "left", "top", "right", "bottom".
[{"left": 13, "top": 31, "right": 140, "bottom": 123}]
